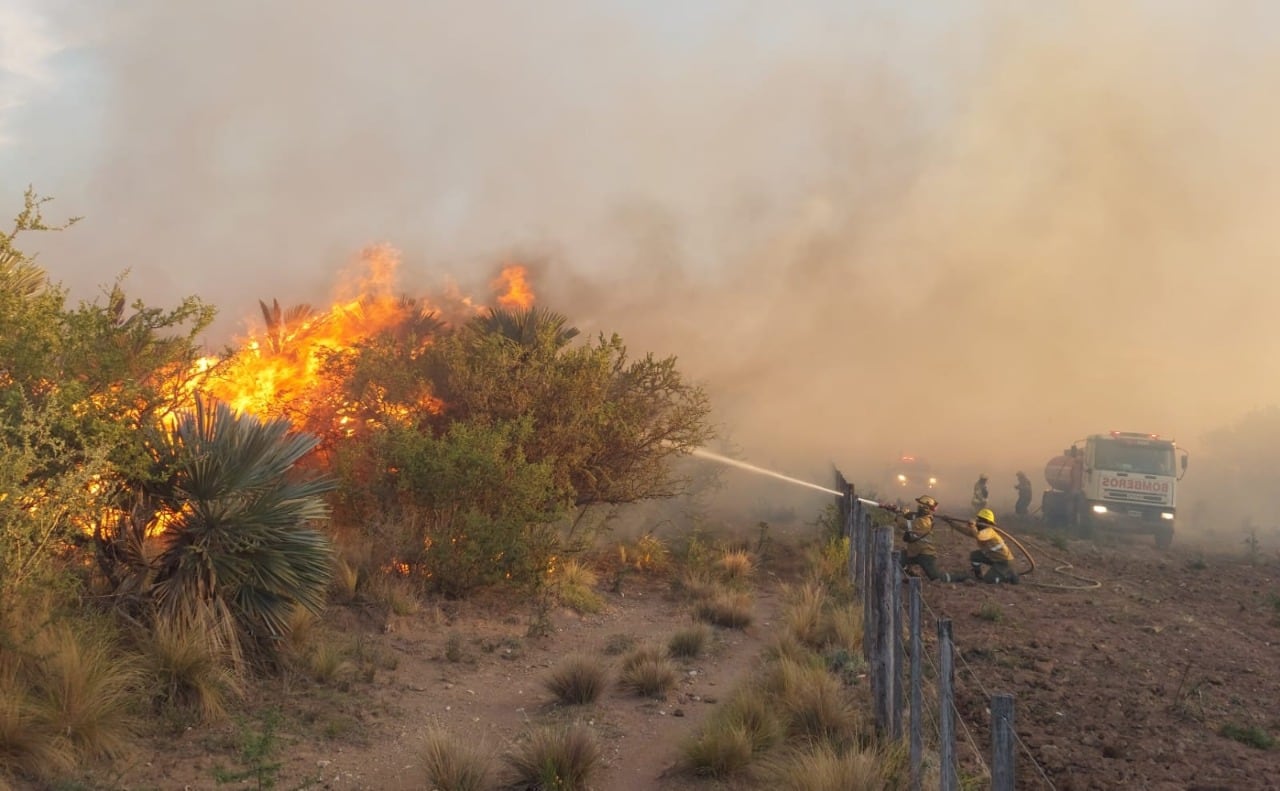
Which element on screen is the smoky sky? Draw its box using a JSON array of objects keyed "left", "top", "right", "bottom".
[{"left": 6, "top": 1, "right": 1280, "bottom": 510}]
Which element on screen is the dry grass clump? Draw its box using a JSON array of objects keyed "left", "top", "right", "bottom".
[
  {"left": 782, "top": 582, "right": 863, "bottom": 654},
  {"left": 672, "top": 567, "right": 717, "bottom": 602},
  {"left": 716, "top": 549, "right": 755, "bottom": 585},
  {"left": 365, "top": 572, "right": 421, "bottom": 617},
  {"left": 764, "top": 742, "right": 888, "bottom": 791},
  {"left": 778, "top": 666, "right": 860, "bottom": 746},
  {"left": 668, "top": 624, "right": 711, "bottom": 659},
  {"left": 542, "top": 655, "right": 609, "bottom": 706},
  {"left": 681, "top": 686, "right": 783, "bottom": 778},
  {"left": 140, "top": 615, "right": 243, "bottom": 722},
  {"left": 420, "top": 728, "right": 494, "bottom": 791},
  {"left": 554, "top": 559, "right": 604, "bottom": 615},
  {"left": 504, "top": 724, "right": 601, "bottom": 791},
  {"left": 682, "top": 724, "right": 755, "bottom": 778},
  {"left": 693, "top": 589, "right": 753, "bottom": 629},
  {"left": 0, "top": 664, "right": 75, "bottom": 779},
  {"left": 618, "top": 533, "right": 671, "bottom": 574},
  {"left": 618, "top": 647, "right": 678, "bottom": 699}
]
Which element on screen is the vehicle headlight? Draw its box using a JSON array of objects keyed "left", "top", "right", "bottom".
[
  {"left": 1160, "top": 512, "right": 1174, "bottom": 520},
  {"left": 929, "top": 477, "right": 937, "bottom": 485},
  {"left": 1092, "top": 505, "right": 1108, "bottom": 514},
  {"left": 897, "top": 474, "right": 907, "bottom": 482}
]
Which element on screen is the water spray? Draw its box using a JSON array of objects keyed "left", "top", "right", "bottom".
[{"left": 687, "top": 448, "right": 843, "bottom": 496}]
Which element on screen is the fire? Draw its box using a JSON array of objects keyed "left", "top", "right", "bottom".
[
  {"left": 493, "top": 264, "right": 534, "bottom": 310},
  {"left": 187, "top": 247, "right": 536, "bottom": 438}
]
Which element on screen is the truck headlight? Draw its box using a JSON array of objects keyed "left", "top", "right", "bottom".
[
  {"left": 1092, "top": 505, "right": 1108, "bottom": 514},
  {"left": 1160, "top": 512, "right": 1174, "bottom": 520}
]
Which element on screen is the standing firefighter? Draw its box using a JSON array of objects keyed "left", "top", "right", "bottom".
[
  {"left": 949, "top": 508, "right": 1018, "bottom": 584},
  {"left": 895, "top": 495, "right": 961, "bottom": 582},
  {"left": 1014, "top": 471, "right": 1033, "bottom": 516},
  {"left": 971, "top": 473, "right": 990, "bottom": 511}
]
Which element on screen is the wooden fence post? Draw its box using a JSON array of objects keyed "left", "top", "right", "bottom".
[
  {"left": 908, "top": 577, "right": 922, "bottom": 791},
  {"left": 991, "top": 693, "right": 1016, "bottom": 791},
  {"left": 938, "top": 618, "right": 957, "bottom": 791},
  {"left": 871, "top": 525, "right": 895, "bottom": 735},
  {"left": 890, "top": 550, "right": 903, "bottom": 741}
]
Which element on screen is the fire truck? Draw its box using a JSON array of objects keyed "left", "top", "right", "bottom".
[{"left": 1041, "top": 431, "right": 1189, "bottom": 548}]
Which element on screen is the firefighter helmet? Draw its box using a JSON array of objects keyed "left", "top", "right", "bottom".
[
  {"left": 916, "top": 495, "right": 938, "bottom": 510},
  {"left": 976, "top": 508, "right": 996, "bottom": 525}
]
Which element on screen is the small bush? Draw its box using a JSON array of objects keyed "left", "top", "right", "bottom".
[
  {"left": 977, "top": 602, "right": 1003, "bottom": 623},
  {"left": 543, "top": 655, "right": 608, "bottom": 706},
  {"left": 694, "top": 590, "right": 753, "bottom": 629},
  {"left": 444, "top": 632, "right": 466, "bottom": 663},
  {"left": 366, "top": 573, "right": 421, "bottom": 616},
  {"left": 765, "top": 743, "right": 886, "bottom": 791},
  {"left": 716, "top": 549, "right": 754, "bottom": 584},
  {"left": 331, "top": 556, "right": 361, "bottom": 603},
  {"left": 421, "top": 728, "right": 494, "bottom": 791},
  {"left": 505, "top": 724, "right": 601, "bottom": 791},
  {"left": 619, "top": 649, "right": 678, "bottom": 699},
  {"left": 668, "top": 625, "right": 710, "bottom": 659},
  {"left": 682, "top": 723, "right": 755, "bottom": 778},
  {"left": 1219, "top": 723, "right": 1275, "bottom": 750}
]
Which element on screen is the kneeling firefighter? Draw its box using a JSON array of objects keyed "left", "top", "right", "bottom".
[
  {"left": 896, "top": 495, "right": 963, "bottom": 582},
  {"left": 950, "top": 508, "right": 1019, "bottom": 584}
]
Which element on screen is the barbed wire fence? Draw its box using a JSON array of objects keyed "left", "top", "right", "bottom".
[{"left": 834, "top": 469, "right": 1057, "bottom": 791}]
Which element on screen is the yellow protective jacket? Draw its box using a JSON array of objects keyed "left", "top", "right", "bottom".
[
  {"left": 953, "top": 520, "right": 1014, "bottom": 563},
  {"left": 898, "top": 512, "right": 936, "bottom": 558}
]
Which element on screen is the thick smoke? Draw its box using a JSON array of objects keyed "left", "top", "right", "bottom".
[{"left": 8, "top": 1, "right": 1280, "bottom": 532}]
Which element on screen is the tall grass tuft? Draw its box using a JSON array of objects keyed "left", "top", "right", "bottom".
[
  {"left": 717, "top": 689, "right": 784, "bottom": 754},
  {"left": 30, "top": 625, "right": 138, "bottom": 762},
  {"left": 421, "top": 728, "right": 494, "bottom": 791},
  {"left": 668, "top": 624, "right": 710, "bottom": 659},
  {"left": 618, "top": 647, "right": 678, "bottom": 699},
  {"left": 0, "top": 664, "right": 75, "bottom": 779},
  {"left": 543, "top": 655, "right": 609, "bottom": 706},
  {"left": 693, "top": 589, "right": 753, "bottom": 629},
  {"left": 783, "top": 582, "right": 829, "bottom": 648},
  {"left": 682, "top": 723, "right": 755, "bottom": 778},
  {"left": 765, "top": 743, "right": 887, "bottom": 791},
  {"left": 716, "top": 549, "right": 754, "bottom": 585},
  {"left": 140, "top": 615, "right": 242, "bottom": 722},
  {"left": 555, "top": 559, "right": 603, "bottom": 615},
  {"left": 778, "top": 667, "right": 860, "bottom": 747},
  {"left": 505, "top": 724, "right": 601, "bottom": 791}
]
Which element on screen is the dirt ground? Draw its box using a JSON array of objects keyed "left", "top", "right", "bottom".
[
  {"left": 40, "top": 522, "right": 1280, "bottom": 791},
  {"left": 917, "top": 523, "right": 1280, "bottom": 791}
]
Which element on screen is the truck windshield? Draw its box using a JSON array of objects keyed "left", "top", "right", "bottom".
[{"left": 1093, "top": 440, "right": 1175, "bottom": 475}]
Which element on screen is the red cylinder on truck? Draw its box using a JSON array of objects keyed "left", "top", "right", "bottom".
[{"left": 1044, "top": 455, "right": 1082, "bottom": 493}]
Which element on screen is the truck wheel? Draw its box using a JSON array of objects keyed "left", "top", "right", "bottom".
[{"left": 1155, "top": 524, "right": 1174, "bottom": 550}]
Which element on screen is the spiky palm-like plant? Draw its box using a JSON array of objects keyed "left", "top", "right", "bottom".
[{"left": 146, "top": 398, "right": 335, "bottom": 659}]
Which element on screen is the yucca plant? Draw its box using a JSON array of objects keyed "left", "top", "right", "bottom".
[{"left": 142, "top": 398, "right": 335, "bottom": 662}]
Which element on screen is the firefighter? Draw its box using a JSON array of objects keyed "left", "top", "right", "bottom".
[
  {"left": 971, "top": 473, "right": 990, "bottom": 511},
  {"left": 1014, "top": 471, "right": 1033, "bottom": 516},
  {"left": 950, "top": 508, "right": 1019, "bottom": 584},
  {"left": 895, "top": 495, "right": 961, "bottom": 582}
]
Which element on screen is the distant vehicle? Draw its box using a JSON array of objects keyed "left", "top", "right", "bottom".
[
  {"left": 890, "top": 455, "right": 938, "bottom": 492},
  {"left": 1041, "top": 431, "right": 1189, "bottom": 548}
]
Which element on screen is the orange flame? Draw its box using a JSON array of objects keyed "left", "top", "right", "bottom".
[
  {"left": 493, "top": 265, "right": 534, "bottom": 310},
  {"left": 187, "top": 247, "right": 536, "bottom": 440}
]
